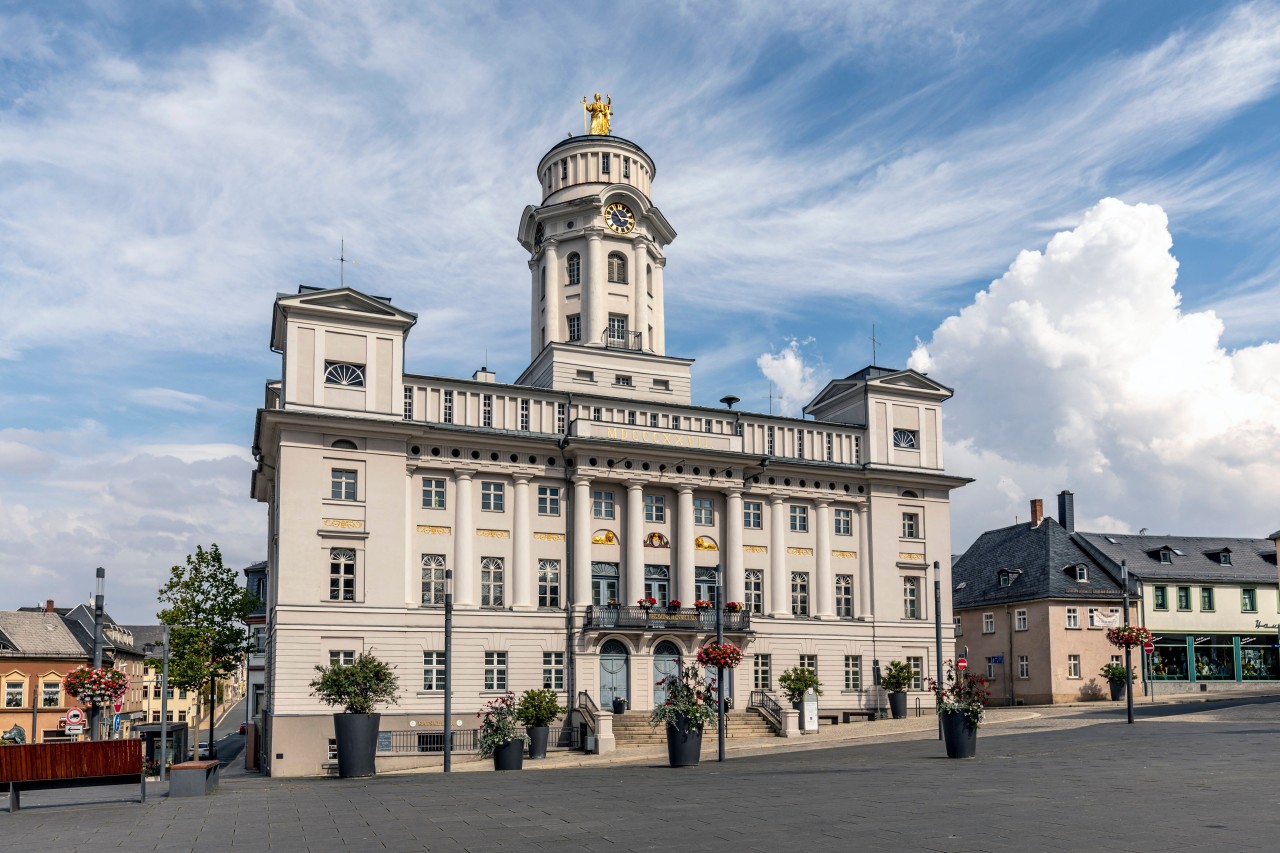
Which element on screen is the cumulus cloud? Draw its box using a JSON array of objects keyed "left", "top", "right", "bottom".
[
  {"left": 910, "top": 198, "right": 1280, "bottom": 546},
  {"left": 756, "top": 338, "right": 827, "bottom": 416}
]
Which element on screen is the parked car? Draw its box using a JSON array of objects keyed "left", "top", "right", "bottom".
[
  {"left": 190, "top": 741, "right": 210, "bottom": 759},
  {"left": 238, "top": 723, "right": 247, "bottom": 735}
]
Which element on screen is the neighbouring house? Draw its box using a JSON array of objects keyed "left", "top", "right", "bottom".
[{"left": 0, "top": 606, "right": 95, "bottom": 742}]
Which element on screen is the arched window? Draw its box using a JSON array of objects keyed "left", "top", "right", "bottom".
[
  {"left": 567, "top": 253, "right": 581, "bottom": 286},
  {"left": 330, "top": 439, "right": 357, "bottom": 450},
  {"left": 646, "top": 264, "right": 653, "bottom": 295},
  {"left": 608, "top": 253, "right": 627, "bottom": 283},
  {"left": 540, "top": 265, "right": 546, "bottom": 300}
]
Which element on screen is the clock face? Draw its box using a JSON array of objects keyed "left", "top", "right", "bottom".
[
  {"left": 604, "top": 202, "right": 635, "bottom": 234},
  {"left": 534, "top": 223, "right": 544, "bottom": 248}
]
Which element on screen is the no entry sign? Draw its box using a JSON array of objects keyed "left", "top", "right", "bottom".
[
  {"left": 956, "top": 657, "right": 968, "bottom": 671},
  {"left": 1142, "top": 640, "right": 1155, "bottom": 655}
]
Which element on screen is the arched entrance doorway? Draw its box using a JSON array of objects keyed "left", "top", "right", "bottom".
[
  {"left": 599, "top": 640, "right": 629, "bottom": 710},
  {"left": 653, "top": 640, "right": 682, "bottom": 706}
]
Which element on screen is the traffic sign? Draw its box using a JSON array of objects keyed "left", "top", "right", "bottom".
[
  {"left": 65, "top": 725, "right": 83, "bottom": 736},
  {"left": 113, "top": 701, "right": 122, "bottom": 713},
  {"left": 113, "top": 714, "right": 121, "bottom": 733},
  {"left": 1142, "top": 640, "right": 1155, "bottom": 655},
  {"left": 957, "top": 657, "right": 968, "bottom": 671},
  {"left": 66, "top": 708, "right": 84, "bottom": 725},
  {"left": 990, "top": 655, "right": 1004, "bottom": 665}
]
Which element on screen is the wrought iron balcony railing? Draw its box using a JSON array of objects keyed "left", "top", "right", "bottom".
[{"left": 584, "top": 605, "right": 751, "bottom": 632}]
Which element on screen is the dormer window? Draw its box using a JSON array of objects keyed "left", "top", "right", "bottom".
[
  {"left": 1075, "top": 565, "right": 1088, "bottom": 582},
  {"left": 893, "top": 429, "right": 918, "bottom": 449},
  {"left": 1159, "top": 550, "right": 1172, "bottom": 564},
  {"left": 998, "top": 573, "right": 1012, "bottom": 588},
  {"left": 997, "top": 569, "right": 1022, "bottom": 588},
  {"left": 1218, "top": 550, "right": 1232, "bottom": 566},
  {"left": 324, "top": 362, "right": 365, "bottom": 387}
]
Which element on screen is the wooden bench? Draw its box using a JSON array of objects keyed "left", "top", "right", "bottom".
[
  {"left": 169, "top": 759, "right": 220, "bottom": 797},
  {"left": 0, "top": 740, "right": 145, "bottom": 813},
  {"left": 841, "top": 710, "right": 878, "bottom": 723},
  {"left": 816, "top": 712, "right": 842, "bottom": 726}
]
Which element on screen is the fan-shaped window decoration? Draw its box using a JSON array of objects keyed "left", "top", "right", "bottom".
[
  {"left": 892, "top": 429, "right": 917, "bottom": 449},
  {"left": 608, "top": 253, "right": 627, "bottom": 283},
  {"left": 601, "top": 639, "right": 629, "bottom": 655},
  {"left": 567, "top": 253, "right": 581, "bottom": 286},
  {"left": 900, "top": 490, "right": 918, "bottom": 498},
  {"left": 331, "top": 439, "right": 357, "bottom": 450},
  {"left": 325, "top": 362, "right": 365, "bottom": 388}
]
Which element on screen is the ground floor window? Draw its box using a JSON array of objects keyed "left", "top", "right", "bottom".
[
  {"left": 907, "top": 656, "right": 923, "bottom": 690},
  {"left": 543, "top": 652, "right": 565, "bottom": 690},
  {"left": 1017, "top": 656, "right": 1029, "bottom": 679},
  {"left": 1193, "top": 637, "right": 1235, "bottom": 681},
  {"left": 753, "top": 654, "right": 772, "bottom": 690},
  {"left": 844, "top": 656, "right": 862, "bottom": 690},
  {"left": 1067, "top": 655, "right": 1081, "bottom": 679},
  {"left": 484, "top": 651, "right": 508, "bottom": 691}
]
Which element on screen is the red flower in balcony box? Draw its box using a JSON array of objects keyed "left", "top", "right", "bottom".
[
  {"left": 668, "top": 599, "right": 682, "bottom": 609},
  {"left": 724, "top": 601, "right": 744, "bottom": 612},
  {"left": 638, "top": 596, "right": 656, "bottom": 607},
  {"left": 694, "top": 599, "right": 713, "bottom": 610}
]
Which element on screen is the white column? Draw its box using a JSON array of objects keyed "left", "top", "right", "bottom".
[
  {"left": 723, "top": 488, "right": 745, "bottom": 605},
  {"left": 528, "top": 258, "right": 540, "bottom": 362},
  {"left": 584, "top": 228, "right": 605, "bottom": 345},
  {"left": 573, "top": 475, "right": 593, "bottom": 607},
  {"left": 815, "top": 500, "right": 834, "bottom": 619},
  {"left": 769, "top": 495, "right": 789, "bottom": 617},
  {"left": 543, "top": 240, "right": 560, "bottom": 352},
  {"left": 652, "top": 256, "right": 666, "bottom": 354},
  {"left": 626, "top": 482, "right": 645, "bottom": 605},
  {"left": 632, "top": 237, "right": 648, "bottom": 351},
  {"left": 857, "top": 504, "right": 873, "bottom": 619},
  {"left": 512, "top": 475, "right": 534, "bottom": 610},
  {"left": 454, "top": 470, "right": 476, "bottom": 607},
  {"left": 677, "top": 486, "right": 696, "bottom": 606}
]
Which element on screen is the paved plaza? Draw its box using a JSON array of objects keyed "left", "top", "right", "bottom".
[{"left": 4, "top": 698, "right": 1279, "bottom": 852}]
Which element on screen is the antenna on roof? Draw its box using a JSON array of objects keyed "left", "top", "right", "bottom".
[
  {"left": 336, "top": 240, "right": 347, "bottom": 288},
  {"left": 871, "top": 323, "right": 881, "bottom": 367},
  {"left": 768, "top": 383, "right": 778, "bottom": 415}
]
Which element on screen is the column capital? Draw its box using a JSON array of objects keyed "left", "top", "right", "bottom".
[
  {"left": 454, "top": 468, "right": 477, "bottom": 481},
  {"left": 527, "top": 259, "right": 538, "bottom": 271},
  {"left": 815, "top": 498, "right": 832, "bottom": 509},
  {"left": 513, "top": 473, "right": 533, "bottom": 485},
  {"left": 768, "top": 493, "right": 786, "bottom": 505},
  {"left": 584, "top": 226, "right": 606, "bottom": 240},
  {"left": 572, "top": 473, "right": 593, "bottom": 487},
  {"left": 626, "top": 480, "right": 645, "bottom": 492},
  {"left": 721, "top": 485, "right": 744, "bottom": 498},
  {"left": 676, "top": 484, "right": 695, "bottom": 496}
]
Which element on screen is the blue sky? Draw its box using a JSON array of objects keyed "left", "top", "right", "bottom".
[{"left": 3, "top": 1, "right": 1280, "bottom": 622}]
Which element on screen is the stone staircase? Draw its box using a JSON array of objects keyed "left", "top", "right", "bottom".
[{"left": 610, "top": 709, "right": 776, "bottom": 746}]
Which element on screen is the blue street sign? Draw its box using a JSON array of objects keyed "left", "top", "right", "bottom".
[
  {"left": 990, "top": 655, "right": 1004, "bottom": 664},
  {"left": 112, "top": 714, "right": 121, "bottom": 733}
]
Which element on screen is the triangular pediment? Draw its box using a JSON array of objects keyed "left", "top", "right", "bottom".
[
  {"left": 271, "top": 287, "right": 417, "bottom": 349},
  {"left": 868, "top": 369, "right": 952, "bottom": 395}
]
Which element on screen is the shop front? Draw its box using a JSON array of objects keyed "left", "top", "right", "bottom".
[{"left": 1147, "top": 633, "right": 1279, "bottom": 683}]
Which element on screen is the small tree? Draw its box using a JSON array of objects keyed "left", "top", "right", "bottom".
[
  {"left": 778, "top": 667, "right": 824, "bottom": 703},
  {"left": 155, "top": 544, "right": 261, "bottom": 757},
  {"left": 515, "top": 689, "right": 566, "bottom": 728},
  {"left": 310, "top": 652, "right": 400, "bottom": 715},
  {"left": 880, "top": 660, "right": 915, "bottom": 693}
]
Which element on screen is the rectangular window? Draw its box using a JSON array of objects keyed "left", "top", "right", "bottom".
[
  {"left": 644, "top": 494, "right": 666, "bottom": 523},
  {"left": 593, "top": 490, "right": 615, "bottom": 519},
  {"left": 481, "top": 481, "right": 505, "bottom": 512},
  {"left": 907, "top": 657, "right": 923, "bottom": 690},
  {"left": 142, "top": 685, "right": 150, "bottom": 699},
  {"left": 568, "top": 314, "right": 581, "bottom": 342},
  {"left": 178, "top": 710, "right": 187, "bottom": 723},
  {"left": 1242, "top": 588, "right": 1257, "bottom": 612},
  {"left": 330, "top": 650, "right": 355, "bottom": 667},
  {"left": 835, "top": 575, "right": 854, "bottom": 618},
  {"left": 591, "top": 562, "right": 619, "bottom": 606},
  {"left": 520, "top": 399, "right": 530, "bottom": 430},
  {"left": 791, "top": 572, "right": 810, "bottom": 617},
  {"left": 670, "top": 415, "right": 680, "bottom": 430},
  {"left": 799, "top": 654, "right": 817, "bottom": 672},
  {"left": 753, "top": 654, "right": 772, "bottom": 690},
  {"left": 902, "top": 512, "right": 919, "bottom": 539},
  {"left": 537, "top": 485, "right": 561, "bottom": 516},
  {"left": 1015, "top": 609, "right": 1028, "bottom": 631},
  {"left": 556, "top": 402, "right": 567, "bottom": 434},
  {"left": 607, "top": 314, "right": 627, "bottom": 343},
  {"left": 421, "top": 554, "right": 446, "bottom": 606},
  {"left": 844, "top": 656, "right": 862, "bottom": 690},
  {"left": 743, "top": 501, "right": 763, "bottom": 529},
  {"left": 601, "top": 152, "right": 610, "bottom": 174},
  {"left": 166, "top": 710, "right": 174, "bottom": 723},
  {"left": 985, "top": 658, "right": 996, "bottom": 679},
  {"left": 1088, "top": 608, "right": 1101, "bottom": 628},
  {"left": 745, "top": 570, "right": 764, "bottom": 615},
  {"left": 628, "top": 410, "right": 637, "bottom": 425},
  {"left": 693, "top": 497, "right": 714, "bottom": 526},
  {"left": 151, "top": 711, "right": 161, "bottom": 723},
  {"left": 982, "top": 612, "right": 995, "bottom": 634},
  {"left": 704, "top": 418, "right": 713, "bottom": 433},
  {"left": 329, "top": 549, "right": 356, "bottom": 601},
  {"left": 954, "top": 615, "right": 962, "bottom": 636},
  {"left": 330, "top": 469, "right": 357, "bottom": 501},
  {"left": 796, "top": 430, "right": 805, "bottom": 459},
  {"left": 649, "top": 412, "right": 659, "bottom": 426},
  {"left": 1067, "top": 655, "right": 1081, "bottom": 679},
  {"left": 542, "top": 652, "right": 565, "bottom": 691},
  {"left": 42, "top": 682, "right": 60, "bottom": 707},
  {"left": 422, "top": 478, "right": 446, "bottom": 509},
  {"left": 1177, "top": 586, "right": 1192, "bottom": 611},
  {"left": 767, "top": 425, "right": 775, "bottom": 456},
  {"left": 1219, "top": 551, "right": 1232, "bottom": 566},
  {"left": 1200, "top": 587, "right": 1214, "bottom": 611},
  {"left": 5, "top": 682, "right": 23, "bottom": 708},
  {"left": 481, "top": 558, "right": 505, "bottom": 608},
  {"left": 623, "top": 157, "right": 630, "bottom": 179},
  {"left": 482, "top": 394, "right": 493, "bottom": 428},
  {"left": 825, "top": 433, "right": 834, "bottom": 462},
  {"left": 1153, "top": 586, "right": 1168, "bottom": 610},
  {"left": 652, "top": 379, "right": 670, "bottom": 391},
  {"left": 592, "top": 406, "right": 602, "bottom": 422},
  {"left": 561, "top": 159, "right": 567, "bottom": 180},
  {"left": 443, "top": 389, "right": 454, "bottom": 424},
  {"left": 538, "top": 559, "right": 561, "bottom": 608},
  {"left": 834, "top": 508, "right": 852, "bottom": 536},
  {"left": 789, "top": 505, "right": 809, "bottom": 532},
  {"left": 903, "top": 577, "right": 919, "bottom": 619},
  {"left": 484, "top": 651, "right": 508, "bottom": 691},
  {"left": 327, "top": 739, "right": 338, "bottom": 760},
  {"left": 1065, "top": 607, "right": 1079, "bottom": 628},
  {"left": 615, "top": 374, "right": 632, "bottom": 387},
  {"left": 1075, "top": 565, "right": 1089, "bottom": 582},
  {"left": 404, "top": 387, "right": 414, "bottom": 420},
  {"left": 1017, "top": 656, "right": 1029, "bottom": 679},
  {"left": 423, "top": 652, "right": 445, "bottom": 691}
]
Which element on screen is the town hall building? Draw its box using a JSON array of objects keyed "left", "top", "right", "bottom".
[{"left": 250, "top": 107, "right": 971, "bottom": 776}]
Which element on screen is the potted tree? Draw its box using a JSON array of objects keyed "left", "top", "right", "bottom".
[
  {"left": 778, "top": 666, "right": 823, "bottom": 730},
  {"left": 1100, "top": 663, "right": 1132, "bottom": 701},
  {"left": 479, "top": 692, "right": 529, "bottom": 771},
  {"left": 929, "top": 660, "right": 990, "bottom": 758},
  {"left": 515, "top": 688, "right": 566, "bottom": 759},
  {"left": 649, "top": 663, "right": 715, "bottom": 767},
  {"left": 309, "top": 651, "right": 399, "bottom": 778},
  {"left": 880, "top": 660, "right": 914, "bottom": 719}
]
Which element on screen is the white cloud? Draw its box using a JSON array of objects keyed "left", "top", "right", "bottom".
[
  {"left": 756, "top": 338, "right": 827, "bottom": 417},
  {"left": 127, "top": 388, "right": 227, "bottom": 413},
  {"left": 910, "top": 198, "right": 1280, "bottom": 547}
]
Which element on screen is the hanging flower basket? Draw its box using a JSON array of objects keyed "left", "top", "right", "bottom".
[
  {"left": 62, "top": 666, "right": 129, "bottom": 708},
  {"left": 1106, "top": 626, "right": 1152, "bottom": 648},
  {"left": 696, "top": 642, "right": 744, "bottom": 670}
]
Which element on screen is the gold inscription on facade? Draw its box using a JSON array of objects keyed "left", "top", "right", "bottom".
[
  {"left": 322, "top": 518, "right": 363, "bottom": 530},
  {"left": 604, "top": 427, "right": 713, "bottom": 449},
  {"left": 476, "top": 529, "right": 511, "bottom": 539},
  {"left": 786, "top": 547, "right": 814, "bottom": 557},
  {"left": 743, "top": 545, "right": 768, "bottom": 554},
  {"left": 416, "top": 525, "right": 452, "bottom": 535},
  {"left": 898, "top": 552, "right": 925, "bottom": 562},
  {"left": 533, "top": 532, "right": 566, "bottom": 542},
  {"left": 831, "top": 550, "right": 857, "bottom": 559}
]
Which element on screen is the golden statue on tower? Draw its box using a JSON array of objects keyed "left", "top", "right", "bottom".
[{"left": 583, "top": 93, "right": 613, "bottom": 135}]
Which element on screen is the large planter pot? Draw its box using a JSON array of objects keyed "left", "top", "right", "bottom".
[
  {"left": 527, "top": 726, "right": 549, "bottom": 759},
  {"left": 492, "top": 739, "right": 524, "bottom": 771},
  {"left": 665, "top": 714, "right": 703, "bottom": 767},
  {"left": 612, "top": 696, "right": 627, "bottom": 715},
  {"left": 333, "top": 713, "right": 379, "bottom": 778},
  {"left": 1109, "top": 681, "right": 1127, "bottom": 701},
  {"left": 940, "top": 710, "right": 978, "bottom": 759},
  {"left": 888, "top": 692, "right": 908, "bottom": 720}
]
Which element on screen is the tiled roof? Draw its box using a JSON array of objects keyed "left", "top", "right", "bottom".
[
  {"left": 122, "top": 625, "right": 167, "bottom": 650},
  {"left": 953, "top": 518, "right": 1128, "bottom": 610},
  {"left": 0, "top": 612, "right": 94, "bottom": 658},
  {"left": 1074, "top": 532, "right": 1278, "bottom": 583}
]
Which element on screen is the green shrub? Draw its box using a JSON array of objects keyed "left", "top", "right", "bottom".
[
  {"left": 309, "top": 651, "right": 400, "bottom": 715},
  {"left": 880, "top": 660, "right": 915, "bottom": 693},
  {"left": 778, "top": 667, "right": 824, "bottom": 703},
  {"left": 515, "top": 689, "right": 566, "bottom": 727}
]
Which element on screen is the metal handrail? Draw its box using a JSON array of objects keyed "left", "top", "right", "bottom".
[
  {"left": 585, "top": 605, "right": 751, "bottom": 632},
  {"left": 601, "top": 329, "right": 643, "bottom": 351},
  {"left": 749, "top": 689, "right": 783, "bottom": 733},
  {"left": 577, "top": 691, "right": 598, "bottom": 735}
]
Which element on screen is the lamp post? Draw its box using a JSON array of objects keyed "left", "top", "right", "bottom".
[
  {"left": 144, "top": 624, "right": 171, "bottom": 780},
  {"left": 443, "top": 567, "right": 454, "bottom": 773},
  {"left": 90, "top": 567, "right": 106, "bottom": 741},
  {"left": 716, "top": 566, "right": 725, "bottom": 763},
  {"left": 934, "top": 561, "right": 942, "bottom": 741},
  {"left": 1122, "top": 559, "right": 1133, "bottom": 725}
]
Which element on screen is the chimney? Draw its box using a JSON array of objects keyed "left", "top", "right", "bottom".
[
  {"left": 45, "top": 599, "right": 54, "bottom": 614},
  {"left": 472, "top": 366, "right": 495, "bottom": 383},
  {"left": 1058, "top": 490, "right": 1075, "bottom": 533},
  {"left": 1030, "top": 499, "right": 1044, "bottom": 527}
]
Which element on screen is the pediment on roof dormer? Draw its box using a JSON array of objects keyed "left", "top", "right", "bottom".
[
  {"left": 867, "top": 369, "right": 953, "bottom": 397},
  {"left": 271, "top": 287, "right": 417, "bottom": 350}
]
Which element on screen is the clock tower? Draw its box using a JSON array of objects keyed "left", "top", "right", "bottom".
[{"left": 515, "top": 107, "right": 692, "bottom": 403}]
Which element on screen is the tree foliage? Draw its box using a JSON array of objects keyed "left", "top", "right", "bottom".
[
  {"left": 154, "top": 543, "right": 260, "bottom": 695},
  {"left": 309, "top": 651, "right": 400, "bottom": 715}
]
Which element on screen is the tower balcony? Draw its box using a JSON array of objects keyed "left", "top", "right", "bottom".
[
  {"left": 584, "top": 605, "right": 751, "bottom": 633},
  {"left": 602, "top": 330, "right": 644, "bottom": 352}
]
